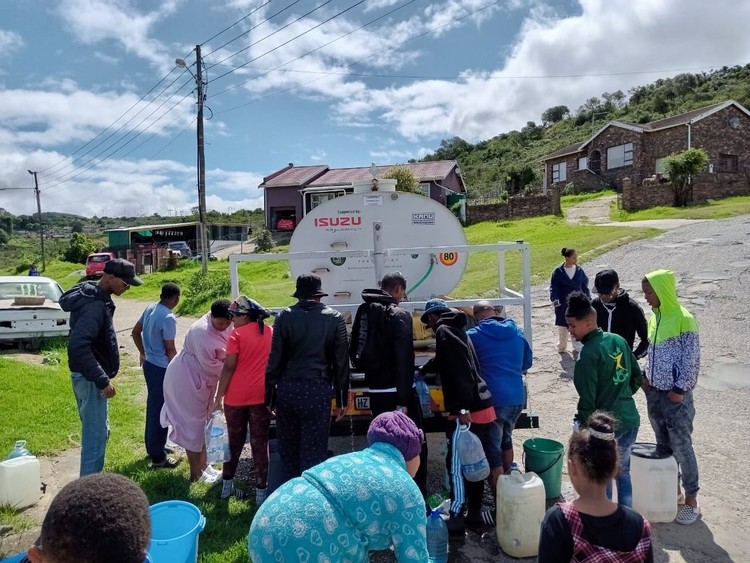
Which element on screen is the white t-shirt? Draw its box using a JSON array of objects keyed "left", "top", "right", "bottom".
[{"left": 564, "top": 265, "right": 576, "bottom": 279}]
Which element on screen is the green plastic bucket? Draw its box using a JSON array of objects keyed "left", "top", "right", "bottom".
[{"left": 523, "top": 437, "right": 565, "bottom": 499}]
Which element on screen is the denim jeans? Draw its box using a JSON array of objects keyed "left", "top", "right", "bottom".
[
  {"left": 646, "top": 387, "right": 699, "bottom": 497},
  {"left": 606, "top": 426, "right": 638, "bottom": 507},
  {"left": 494, "top": 405, "right": 523, "bottom": 451},
  {"left": 143, "top": 361, "right": 168, "bottom": 463},
  {"left": 71, "top": 372, "right": 110, "bottom": 476}
]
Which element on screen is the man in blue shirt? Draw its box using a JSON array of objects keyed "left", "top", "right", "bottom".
[
  {"left": 467, "top": 301, "right": 532, "bottom": 481},
  {"left": 131, "top": 282, "right": 180, "bottom": 468}
]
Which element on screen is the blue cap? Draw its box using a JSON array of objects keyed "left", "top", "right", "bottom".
[{"left": 420, "top": 298, "right": 450, "bottom": 324}]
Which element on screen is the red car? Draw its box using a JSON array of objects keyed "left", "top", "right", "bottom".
[{"left": 85, "top": 252, "right": 115, "bottom": 278}]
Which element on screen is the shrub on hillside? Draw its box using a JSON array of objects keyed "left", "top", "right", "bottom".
[
  {"left": 63, "top": 232, "right": 97, "bottom": 264},
  {"left": 255, "top": 229, "right": 274, "bottom": 253},
  {"left": 176, "top": 269, "right": 231, "bottom": 316}
]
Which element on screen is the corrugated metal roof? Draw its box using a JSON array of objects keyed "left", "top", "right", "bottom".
[
  {"left": 307, "top": 160, "right": 458, "bottom": 186},
  {"left": 262, "top": 165, "right": 328, "bottom": 187}
]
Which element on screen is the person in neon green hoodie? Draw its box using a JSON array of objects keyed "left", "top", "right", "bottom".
[
  {"left": 642, "top": 269, "right": 701, "bottom": 525},
  {"left": 565, "top": 292, "right": 642, "bottom": 508}
]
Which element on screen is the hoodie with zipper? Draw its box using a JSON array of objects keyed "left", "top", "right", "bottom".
[
  {"left": 644, "top": 270, "right": 700, "bottom": 393},
  {"left": 59, "top": 281, "right": 119, "bottom": 389},
  {"left": 592, "top": 290, "right": 649, "bottom": 359},
  {"left": 467, "top": 316, "right": 532, "bottom": 407}
]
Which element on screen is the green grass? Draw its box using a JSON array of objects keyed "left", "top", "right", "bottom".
[
  {"left": 560, "top": 189, "right": 617, "bottom": 210},
  {"left": 611, "top": 195, "right": 750, "bottom": 221},
  {"left": 452, "top": 215, "right": 660, "bottom": 296},
  {"left": 0, "top": 353, "right": 256, "bottom": 562}
]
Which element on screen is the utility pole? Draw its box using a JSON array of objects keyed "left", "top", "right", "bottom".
[
  {"left": 195, "top": 45, "right": 209, "bottom": 274},
  {"left": 27, "top": 170, "right": 46, "bottom": 271}
]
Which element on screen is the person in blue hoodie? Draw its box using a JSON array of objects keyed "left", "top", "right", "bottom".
[
  {"left": 59, "top": 259, "right": 142, "bottom": 476},
  {"left": 467, "top": 301, "right": 532, "bottom": 480},
  {"left": 248, "top": 411, "right": 427, "bottom": 563},
  {"left": 550, "top": 247, "right": 590, "bottom": 355}
]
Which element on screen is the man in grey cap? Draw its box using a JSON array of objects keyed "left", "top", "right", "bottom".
[
  {"left": 265, "top": 274, "right": 350, "bottom": 485},
  {"left": 59, "top": 258, "right": 142, "bottom": 476}
]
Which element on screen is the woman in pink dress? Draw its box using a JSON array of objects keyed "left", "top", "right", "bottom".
[{"left": 161, "top": 299, "right": 233, "bottom": 482}]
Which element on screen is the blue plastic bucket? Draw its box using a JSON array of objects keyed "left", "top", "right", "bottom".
[{"left": 148, "top": 501, "right": 206, "bottom": 563}]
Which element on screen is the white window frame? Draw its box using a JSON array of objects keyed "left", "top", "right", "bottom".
[
  {"left": 419, "top": 182, "right": 430, "bottom": 197},
  {"left": 578, "top": 157, "right": 588, "bottom": 170},
  {"left": 607, "top": 143, "right": 634, "bottom": 169},
  {"left": 552, "top": 162, "right": 567, "bottom": 183},
  {"left": 310, "top": 192, "right": 339, "bottom": 210}
]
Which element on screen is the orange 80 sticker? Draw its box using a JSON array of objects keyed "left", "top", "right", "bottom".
[{"left": 439, "top": 252, "right": 459, "bottom": 266}]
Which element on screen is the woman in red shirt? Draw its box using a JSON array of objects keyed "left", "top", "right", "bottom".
[{"left": 212, "top": 296, "right": 274, "bottom": 504}]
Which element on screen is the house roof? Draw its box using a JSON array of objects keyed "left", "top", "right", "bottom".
[
  {"left": 262, "top": 165, "right": 329, "bottom": 187},
  {"left": 541, "top": 99, "right": 750, "bottom": 162},
  {"left": 261, "top": 160, "right": 461, "bottom": 188}
]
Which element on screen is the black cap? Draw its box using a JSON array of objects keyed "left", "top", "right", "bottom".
[
  {"left": 594, "top": 269, "right": 619, "bottom": 294},
  {"left": 104, "top": 258, "right": 142, "bottom": 286},
  {"left": 292, "top": 274, "right": 327, "bottom": 299}
]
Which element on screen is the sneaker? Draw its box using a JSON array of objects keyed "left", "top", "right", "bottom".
[
  {"left": 446, "top": 513, "right": 466, "bottom": 539},
  {"left": 205, "top": 465, "right": 221, "bottom": 476},
  {"left": 465, "top": 508, "right": 495, "bottom": 530},
  {"left": 197, "top": 469, "right": 222, "bottom": 485},
  {"left": 151, "top": 457, "right": 180, "bottom": 469},
  {"left": 676, "top": 503, "right": 700, "bottom": 525}
]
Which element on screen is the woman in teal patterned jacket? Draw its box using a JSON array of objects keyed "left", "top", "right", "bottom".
[{"left": 248, "top": 411, "right": 428, "bottom": 562}]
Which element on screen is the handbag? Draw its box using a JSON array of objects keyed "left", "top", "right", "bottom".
[{"left": 205, "top": 410, "right": 231, "bottom": 464}]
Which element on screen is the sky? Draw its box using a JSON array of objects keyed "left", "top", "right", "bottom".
[{"left": 1, "top": 0, "right": 749, "bottom": 218}]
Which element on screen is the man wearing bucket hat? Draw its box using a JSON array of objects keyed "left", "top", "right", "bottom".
[
  {"left": 419, "top": 298, "right": 498, "bottom": 537},
  {"left": 566, "top": 291, "right": 642, "bottom": 508},
  {"left": 212, "top": 296, "right": 274, "bottom": 504},
  {"left": 59, "top": 258, "right": 143, "bottom": 476},
  {"left": 265, "top": 274, "right": 349, "bottom": 484},
  {"left": 248, "top": 411, "right": 427, "bottom": 562}
]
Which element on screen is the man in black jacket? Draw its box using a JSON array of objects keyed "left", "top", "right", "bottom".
[
  {"left": 592, "top": 269, "right": 649, "bottom": 359},
  {"left": 350, "top": 272, "right": 427, "bottom": 496},
  {"left": 420, "top": 299, "right": 498, "bottom": 537},
  {"left": 59, "top": 259, "right": 142, "bottom": 476},
  {"left": 265, "top": 274, "right": 349, "bottom": 484}
]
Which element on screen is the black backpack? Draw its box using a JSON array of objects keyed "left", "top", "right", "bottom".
[{"left": 349, "top": 301, "right": 393, "bottom": 372}]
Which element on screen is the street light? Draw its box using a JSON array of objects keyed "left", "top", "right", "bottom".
[
  {"left": 27, "top": 170, "right": 46, "bottom": 271},
  {"left": 176, "top": 48, "right": 209, "bottom": 274}
]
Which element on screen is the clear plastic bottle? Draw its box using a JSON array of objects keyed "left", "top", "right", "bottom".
[
  {"left": 7, "top": 440, "right": 31, "bottom": 459},
  {"left": 415, "top": 372, "right": 432, "bottom": 419},
  {"left": 426, "top": 508, "right": 448, "bottom": 563}
]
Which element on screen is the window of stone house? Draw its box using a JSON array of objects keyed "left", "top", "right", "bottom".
[
  {"left": 607, "top": 143, "right": 634, "bottom": 169},
  {"left": 552, "top": 162, "right": 567, "bottom": 182},
  {"left": 717, "top": 154, "right": 739, "bottom": 173},
  {"left": 578, "top": 157, "right": 588, "bottom": 170},
  {"left": 590, "top": 150, "right": 601, "bottom": 174},
  {"left": 655, "top": 158, "right": 670, "bottom": 178}
]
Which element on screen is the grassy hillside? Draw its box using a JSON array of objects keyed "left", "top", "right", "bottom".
[{"left": 419, "top": 65, "right": 750, "bottom": 199}]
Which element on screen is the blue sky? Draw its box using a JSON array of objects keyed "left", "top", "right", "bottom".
[{"left": 1, "top": 0, "right": 749, "bottom": 218}]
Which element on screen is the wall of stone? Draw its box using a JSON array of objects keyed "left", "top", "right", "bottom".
[
  {"left": 467, "top": 187, "right": 561, "bottom": 224},
  {"left": 621, "top": 175, "right": 750, "bottom": 211}
]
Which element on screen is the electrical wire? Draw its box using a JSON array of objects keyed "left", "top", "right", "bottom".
[
  {"left": 201, "top": 0, "right": 274, "bottom": 48},
  {"left": 211, "top": 0, "right": 417, "bottom": 99}
]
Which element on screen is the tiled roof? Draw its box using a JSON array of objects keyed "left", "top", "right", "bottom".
[
  {"left": 308, "top": 161, "right": 458, "bottom": 187},
  {"left": 641, "top": 101, "right": 728, "bottom": 131},
  {"left": 262, "top": 165, "right": 328, "bottom": 187},
  {"left": 540, "top": 142, "right": 584, "bottom": 162}
]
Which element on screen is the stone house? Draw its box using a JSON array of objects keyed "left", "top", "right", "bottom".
[
  {"left": 260, "top": 160, "right": 466, "bottom": 230},
  {"left": 540, "top": 100, "right": 750, "bottom": 194}
]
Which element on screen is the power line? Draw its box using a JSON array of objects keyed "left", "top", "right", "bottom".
[
  {"left": 201, "top": 0, "right": 274, "bottom": 47},
  {"left": 215, "top": 0, "right": 505, "bottom": 115},
  {"left": 211, "top": 0, "right": 417, "bottom": 99}
]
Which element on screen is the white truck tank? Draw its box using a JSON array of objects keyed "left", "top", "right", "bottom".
[{"left": 288, "top": 179, "right": 467, "bottom": 304}]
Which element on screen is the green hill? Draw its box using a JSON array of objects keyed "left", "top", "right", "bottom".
[{"left": 417, "top": 64, "right": 750, "bottom": 199}]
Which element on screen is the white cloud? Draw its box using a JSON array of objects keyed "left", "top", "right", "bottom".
[
  {"left": 93, "top": 51, "right": 120, "bottom": 64},
  {"left": 56, "top": 0, "right": 178, "bottom": 69},
  {"left": 0, "top": 30, "right": 24, "bottom": 57},
  {"left": 309, "top": 149, "right": 326, "bottom": 161},
  {"left": 332, "top": 0, "right": 750, "bottom": 141}
]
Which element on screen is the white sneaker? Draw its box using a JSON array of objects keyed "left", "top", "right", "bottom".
[
  {"left": 198, "top": 469, "right": 222, "bottom": 485},
  {"left": 676, "top": 503, "right": 700, "bottom": 525}
]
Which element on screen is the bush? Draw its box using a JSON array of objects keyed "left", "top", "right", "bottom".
[
  {"left": 563, "top": 182, "right": 581, "bottom": 196},
  {"left": 255, "top": 229, "right": 274, "bottom": 253},
  {"left": 176, "top": 269, "right": 231, "bottom": 316},
  {"left": 63, "top": 232, "right": 96, "bottom": 264}
]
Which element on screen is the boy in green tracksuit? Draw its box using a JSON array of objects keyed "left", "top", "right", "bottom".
[{"left": 566, "top": 291, "right": 642, "bottom": 507}]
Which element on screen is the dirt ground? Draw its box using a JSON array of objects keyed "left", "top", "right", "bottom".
[{"left": 3, "top": 208, "right": 749, "bottom": 562}]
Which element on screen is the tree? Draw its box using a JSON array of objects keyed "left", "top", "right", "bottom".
[
  {"left": 541, "top": 105, "right": 570, "bottom": 125},
  {"left": 504, "top": 164, "right": 539, "bottom": 194},
  {"left": 663, "top": 148, "right": 709, "bottom": 207},
  {"left": 0, "top": 228, "right": 9, "bottom": 246},
  {"left": 255, "top": 229, "right": 274, "bottom": 253},
  {"left": 63, "top": 232, "right": 97, "bottom": 264},
  {"left": 71, "top": 221, "right": 84, "bottom": 233},
  {"left": 383, "top": 166, "right": 420, "bottom": 193}
]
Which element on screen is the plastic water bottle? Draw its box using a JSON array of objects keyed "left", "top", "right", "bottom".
[
  {"left": 7, "top": 440, "right": 31, "bottom": 459},
  {"left": 426, "top": 508, "right": 448, "bottom": 563},
  {"left": 415, "top": 373, "right": 431, "bottom": 418}
]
